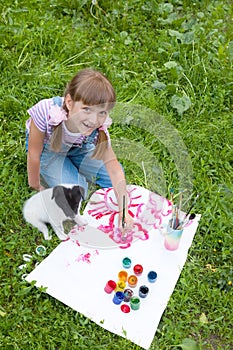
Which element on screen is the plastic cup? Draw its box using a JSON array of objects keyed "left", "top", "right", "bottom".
[
  {"left": 121, "top": 304, "right": 130, "bottom": 313},
  {"left": 115, "top": 280, "right": 126, "bottom": 291},
  {"left": 139, "top": 285, "right": 149, "bottom": 298},
  {"left": 36, "top": 245, "right": 46, "bottom": 256},
  {"left": 104, "top": 280, "right": 116, "bottom": 294},
  {"left": 118, "top": 270, "right": 128, "bottom": 282},
  {"left": 133, "top": 264, "right": 143, "bottom": 275},
  {"left": 122, "top": 257, "right": 132, "bottom": 269},
  {"left": 147, "top": 271, "right": 157, "bottom": 283},
  {"left": 128, "top": 275, "right": 138, "bottom": 288},
  {"left": 164, "top": 222, "right": 184, "bottom": 251},
  {"left": 112, "top": 291, "right": 125, "bottom": 305},
  {"left": 130, "top": 296, "right": 140, "bottom": 310},
  {"left": 123, "top": 288, "right": 134, "bottom": 302}
]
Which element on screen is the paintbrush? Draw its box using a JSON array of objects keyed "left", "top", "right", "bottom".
[
  {"left": 175, "top": 205, "right": 179, "bottom": 229},
  {"left": 173, "top": 191, "right": 182, "bottom": 229},
  {"left": 171, "top": 204, "right": 177, "bottom": 229},
  {"left": 121, "top": 195, "right": 126, "bottom": 240},
  {"left": 183, "top": 193, "right": 200, "bottom": 220},
  {"left": 176, "top": 213, "right": 196, "bottom": 230},
  {"left": 174, "top": 191, "right": 198, "bottom": 230},
  {"left": 174, "top": 193, "right": 199, "bottom": 230},
  {"left": 173, "top": 188, "right": 187, "bottom": 200},
  {"left": 178, "top": 191, "right": 183, "bottom": 217},
  {"left": 170, "top": 188, "right": 175, "bottom": 204}
]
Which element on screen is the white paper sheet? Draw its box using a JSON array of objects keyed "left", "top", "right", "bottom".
[{"left": 26, "top": 185, "right": 201, "bottom": 349}]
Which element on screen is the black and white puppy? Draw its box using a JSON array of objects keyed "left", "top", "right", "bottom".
[{"left": 23, "top": 185, "right": 87, "bottom": 240}]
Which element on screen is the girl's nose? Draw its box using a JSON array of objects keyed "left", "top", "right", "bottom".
[{"left": 89, "top": 113, "right": 100, "bottom": 126}]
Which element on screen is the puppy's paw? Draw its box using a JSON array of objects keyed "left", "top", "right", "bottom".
[
  {"left": 43, "top": 233, "right": 52, "bottom": 240},
  {"left": 56, "top": 232, "right": 68, "bottom": 241}
]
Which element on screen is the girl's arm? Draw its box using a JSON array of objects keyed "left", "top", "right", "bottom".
[
  {"left": 102, "top": 146, "right": 133, "bottom": 231},
  {"left": 27, "top": 119, "right": 45, "bottom": 191}
]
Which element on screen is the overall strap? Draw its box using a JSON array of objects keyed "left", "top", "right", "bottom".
[{"left": 86, "top": 129, "right": 98, "bottom": 144}]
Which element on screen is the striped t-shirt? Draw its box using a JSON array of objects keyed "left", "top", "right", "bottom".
[{"left": 26, "top": 97, "right": 99, "bottom": 146}]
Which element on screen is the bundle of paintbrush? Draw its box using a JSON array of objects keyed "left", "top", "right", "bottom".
[
  {"left": 170, "top": 204, "right": 180, "bottom": 230},
  {"left": 169, "top": 189, "right": 199, "bottom": 230}
]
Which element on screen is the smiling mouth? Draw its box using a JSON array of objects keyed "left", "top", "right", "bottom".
[{"left": 83, "top": 122, "right": 96, "bottom": 129}]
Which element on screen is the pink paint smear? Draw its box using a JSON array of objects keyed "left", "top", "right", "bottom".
[{"left": 86, "top": 186, "right": 172, "bottom": 249}]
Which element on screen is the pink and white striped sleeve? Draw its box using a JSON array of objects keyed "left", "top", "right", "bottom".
[{"left": 27, "top": 98, "right": 52, "bottom": 132}]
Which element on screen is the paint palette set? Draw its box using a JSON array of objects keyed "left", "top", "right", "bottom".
[{"left": 104, "top": 257, "right": 157, "bottom": 313}]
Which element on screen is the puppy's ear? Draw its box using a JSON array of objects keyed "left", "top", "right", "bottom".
[
  {"left": 67, "top": 186, "right": 82, "bottom": 214},
  {"left": 71, "top": 186, "right": 84, "bottom": 200},
  {"left": 52, "top": 186, "right": 74, "bottom": 217},
  {"left": 52, "top": 186, "right": 64, "bottom": 200},
  {"left": 79, "top": 186, "right": 85, "bottom": 199}
]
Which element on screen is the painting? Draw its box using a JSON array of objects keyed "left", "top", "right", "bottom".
[{"left": 26, "top": 185, "right": 201, "bottom": 349}]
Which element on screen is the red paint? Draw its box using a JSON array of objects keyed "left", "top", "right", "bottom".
[
  {"left": 121, "top": 304, "right": 130, "bottom": 313},
  {"left": 133, "top": 264, "right": 143, "bottom": 275},
  {"left": 104, "top": 280, "right": 117, "bottom": 293}
]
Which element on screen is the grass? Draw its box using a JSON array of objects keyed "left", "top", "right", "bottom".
[{"left": 0, "top": 0, "right": 233, "bottom": 349}]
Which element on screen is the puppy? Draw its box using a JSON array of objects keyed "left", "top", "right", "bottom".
[{"left": 23, "top": 185, "right": 87, "bottom": 240}]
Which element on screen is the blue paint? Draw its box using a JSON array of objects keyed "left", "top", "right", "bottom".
[
  {"left": 112, "top": 291, "right": 124, "bottom": 305},
  {"left": 147, "top": 271, "right": 157, "bottom": 283}
]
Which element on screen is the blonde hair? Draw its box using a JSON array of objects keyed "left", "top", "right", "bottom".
[{"left": 50, "top": 69, "right": 116, "bottom": 159}]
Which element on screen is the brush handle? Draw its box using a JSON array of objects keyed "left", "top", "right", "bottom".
[
  {"left": 184, "top": 194, "right": 199, "bottom": 219},
  {"left": 122, "top": 195, "right": 126, "bottom": 228}
]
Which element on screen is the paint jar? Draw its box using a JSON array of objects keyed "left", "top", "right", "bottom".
[
  {"left": 164, "top": 222, "right": 184, "bottom": 251},
  {"left": 118, "top": 270, "right": 128, "bottom": 282},
  {"left": 133, "top": 264, "right": 143, "bottom": 276},
  {"left": 122, "top": 257, "right": 132, "bottom": 269},
  {"left": 36, "top": 245, "right": 46, "bottom": 256},
  {"left": 139, "top": 285, "right": 149, "bottom": 298},
  {"left": 112, "top": 291, "right": 125, "bottom": 305},
  {"left": 123, "top": 288, "right": 134, "bottom": 302},
  {"left": 121, "top": 304, "right": 130, "bottom": 313},
  {"left": 115, "top": 280, "right": 126, "bottom": 292},
  {"left": 130, "top": 296, "right": 140, "bottom": 310},
  {"left": 128, "top": 275, "right": 138, "bottom": 288},
  {"left": 147, "top": 271, "right": 157, "bottom": 283},
  {"left": 104, "top": 280, "right": 117, "bottom": 294}
]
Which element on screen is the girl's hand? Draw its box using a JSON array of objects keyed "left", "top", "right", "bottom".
[
  {"left": 118, "top": 211, "right": 134, "bottom": 232},
  {"left": 29, "top": 184, "right": 45, "bottom": 192}
]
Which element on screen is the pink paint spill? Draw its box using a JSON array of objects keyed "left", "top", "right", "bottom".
[
  {"left": 75, "top": 249, "right": 99, "bottom": 264},
  {"left": 76, "top": 253, "right": 91, "bottom": 264}
]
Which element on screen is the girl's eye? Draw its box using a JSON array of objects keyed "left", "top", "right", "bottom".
[
  {"left": 83, "top": 107, "right": 91, "bottom": 113},
  {"left": 99, "top": 111, "right": 107, "bottom": 117}
]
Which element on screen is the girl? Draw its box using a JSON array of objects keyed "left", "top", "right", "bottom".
[{"left": 26, "top": 68, "right": 132, "bottom": 230}]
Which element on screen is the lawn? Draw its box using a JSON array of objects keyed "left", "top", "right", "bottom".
[{"left": 0, "top": 0, "right": 232, "bottom": 349}]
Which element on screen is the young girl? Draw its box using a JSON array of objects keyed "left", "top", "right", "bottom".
[{"left": 26, "top": 68, "right": 132, "bottom": 230}]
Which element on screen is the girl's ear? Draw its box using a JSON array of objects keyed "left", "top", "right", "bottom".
[{"left": 65, "top": 94, "right": 73, "bottom": 111}]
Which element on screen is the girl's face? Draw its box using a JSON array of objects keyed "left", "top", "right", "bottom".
[{"left": 65, "top": 95, "right": 109, "bottom": 135}]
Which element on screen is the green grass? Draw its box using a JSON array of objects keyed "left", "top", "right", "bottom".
[{"left": 0, "top": 0, "right": 233, "bottom": 349}]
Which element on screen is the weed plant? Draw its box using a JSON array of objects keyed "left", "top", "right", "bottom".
[{"left": 0, "top": 1, "right": 232, "bottom": 349}]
